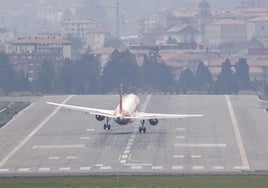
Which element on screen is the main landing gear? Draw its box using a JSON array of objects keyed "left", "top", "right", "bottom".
[
  {"left": 139, "top": 120, "right": 146, "bottom": 133},
  {"left": 103, "top": 117, "right": 111, "bottom": 130}
]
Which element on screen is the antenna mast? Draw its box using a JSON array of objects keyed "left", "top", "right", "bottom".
[{"left": 116, "top": 0, "right": 120, "bottom": 38}]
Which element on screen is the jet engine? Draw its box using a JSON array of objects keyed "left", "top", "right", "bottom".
[
  {"left": 95, "top": 115, "right": 105, "bottom": 121},
  {"left": 149, "top": 119, "right": 158, "bottom": 126}
]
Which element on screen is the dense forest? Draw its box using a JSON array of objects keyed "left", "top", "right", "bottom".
[{"left": 0, "top": 51, "right": 267, "bottom": 96}]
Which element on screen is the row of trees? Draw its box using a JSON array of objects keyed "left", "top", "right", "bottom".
[{"left": 0, "top": 51, "right": 268, "bottom": 96}]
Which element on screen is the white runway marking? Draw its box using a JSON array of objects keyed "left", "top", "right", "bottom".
[
  {"left": 120, "top": 160, "right": 126, "bottom": 164},
  {"left": 177, "top": 128, "right": 186, "bottom": 131},
  {"left": 213, "top": 166, "right": 224, "bottom": 170},
  {"left": 124, "top": 150, "right": 130, "bottom": 154},
  {"left": 172, "top": 166, "right": 183, "bottom": 170},
  {"left": 176, "top": 136, "right": 185, "bottom": 139},
  {"left": 80, "top": 137, "right": 90, "bottom": 140},
  {"left": 234, "top": 166, "right": 249, "bottom": 170},
  {"left": 174, "top": 143, "right": 226, "bottom": 148},
  {"left": 131, "top": 166, "right": 142, "bottom": 170},
  {"left": 124, "top": 163, "right": 152, "bottom": 166},
  {"left": 193, "top": 166, "right": 204, "bottom": 170},
  {"left": 174, "top": 155, "right": 184, "bottom": 158},
  {"left": 59, "top": 167, "right": 71, "bottom": 171},
  {"left": 95, "top": 164, "right": 103, "bottom": 167},
  {"left": 33, "top": 144, "right": 85, "bottom": 149},
  {"left": 18, "top": 168, "right": 30, "bottom": 172},
  {"left": 66, "top": 156, "right": 77, "bottom": 159},
  {"left": 86, "top": 129, "right": 95, "bottom": 132},
  {"left": 38, "top": 168, "right": 50, "bottom": 171},
  {"left": 122, "top": 155, "right": 128, "bottom": 159},
  {"left": 0, "top": 169, "right": 9, "bottom": 172},
  {"left": 225, "top": 95, "right": 250, "bottom": 169},
  {"left": 80, "top": 167, "right": 91, "bottom": 170},
  {"left": 100, "top": 166, "right": 111, "bottom": 170},
  {"left": 191, "top": 155, "right": 202, "bottom": 158},
  {"left": 0, "top": 96, "right": 74, "bottom": 168},
  {"left": 152, "top": 166, "right": 163, "bottom": 170},
  {"left": 49, "top": 156, "right": 59, "bottom": 160}
]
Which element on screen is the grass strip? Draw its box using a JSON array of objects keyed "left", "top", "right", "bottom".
[{"left": 0, "top": 176, "right": 268, "bottom": 188}]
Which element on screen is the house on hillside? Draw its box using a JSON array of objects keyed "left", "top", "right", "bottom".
[{"left": 205, "top": 19, "right": 247, "bottom": 46}]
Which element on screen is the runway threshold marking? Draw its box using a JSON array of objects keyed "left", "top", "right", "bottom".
[
  {"left": 0, "top": 95, "right": 74, "bottom": 168},
  {"left": 225, "top": 95, "right": 250, "bottom": 169}
]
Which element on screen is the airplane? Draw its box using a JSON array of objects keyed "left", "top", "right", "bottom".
[{"left": 47, "top": 85, "right": 203, "bottom": 133}]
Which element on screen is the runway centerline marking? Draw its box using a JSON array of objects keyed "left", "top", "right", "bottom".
[
  {"left": 0, "top": 95, "right": 74, "bottom": 168},
  {"left": 225, "top": 95, "right": 250, "bottom": 169}
]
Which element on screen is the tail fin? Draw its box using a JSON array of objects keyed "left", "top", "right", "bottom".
[{"left": 119, "top": 84, "right": 123, "bottom": 113}]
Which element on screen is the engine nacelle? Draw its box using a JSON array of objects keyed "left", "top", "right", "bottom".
[
  {"left": 95, "top": 115, "right": 105, "bottom": 121},
  {"left": 149, "top": 119, "right": 159, "bottom": 126}
]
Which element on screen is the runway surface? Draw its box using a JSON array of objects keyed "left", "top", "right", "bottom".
[{"left": 0, "top": 95, "right": 268, "bottom": 176}]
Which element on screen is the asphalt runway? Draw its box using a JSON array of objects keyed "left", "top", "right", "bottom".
[{"left": 0, "top": 94, "right": 268, "bottom": 176}]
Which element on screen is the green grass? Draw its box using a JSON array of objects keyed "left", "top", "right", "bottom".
[{"left": 0, "top": 176, "right": 268, "bottom": 188}]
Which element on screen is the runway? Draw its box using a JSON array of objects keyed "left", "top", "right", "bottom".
[{"left": 0, "top": 94, "right": 268, "bottom": 176}]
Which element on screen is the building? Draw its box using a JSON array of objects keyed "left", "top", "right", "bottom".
[
  {"left": 205, "top": 19, "right": 247, "bottom": 46},
  {"left": 7, "top": 38, "right": 71, "bottom": 59},
  {"left": 6, "top": 37, "right": 71, "bottom": 81},
  {"left": 165, "top": 25, "right": 201, "bottom": 45},
  {"left": 247, "top": 14, "right": 268, "bottom": 46},
  {"left": 61, "top": 19, "right": 105, "bottom": 50}
]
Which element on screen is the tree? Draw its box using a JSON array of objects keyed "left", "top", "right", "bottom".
[
  {"left": 55, "top": 55, "right": 101, "bottom": 94},
  {"left": 195, "top": 61, "right": 212, "bottom": 92},
  {"left": 0, "top": 53, "right": 30, "bottom": 95},
  {"left": 33, "top": 59, "right": 56, "bottom": 94},
  {"left": 178, "top": 68, "right": 195, "bottom": 93},
  {"left": 215, "top": 59, "right": 237, "bottom": 94},
  {"left": 234, "top": 58, "right": 250, "bottom": 91},
  {"left": 140, "top": 54, "right": 176, "bottom": 92},
  {"left": 101, "top": 49, "right": 139, "bottom": 93}
]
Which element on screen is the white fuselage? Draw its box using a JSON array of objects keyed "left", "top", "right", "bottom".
[{"left": 114, "top": 94, "right": 140, "bottom": 125}]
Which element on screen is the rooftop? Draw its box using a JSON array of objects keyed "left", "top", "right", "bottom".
[
  {"left": 249, "top": 14, "right": 268, "bottom": 22},
  {"left": 61, "top": 19, "right": 97, "bottom": 24},
  {"left": 210, "top": 19, "right": 246, "bottom": 26},
  {"left": 11, "top": 38, "right": 71, "bottom": 45}
]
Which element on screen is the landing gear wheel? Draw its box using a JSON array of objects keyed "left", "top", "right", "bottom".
[
  {"left": 103, "top": 124, "right": 107, "bottom": 130},
  {"left": 139, "top": 120, "right": 147, "bottom": 133},
  {"left": 108, "top": 124, "right": 111, "bottom": 130},
  {"left": 139, "top": 126, "right": 146, "bottom": 133}
]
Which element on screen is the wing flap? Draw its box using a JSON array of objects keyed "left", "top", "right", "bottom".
[{"left": 125, "top": 112, "right": 203, "bottom": 120}]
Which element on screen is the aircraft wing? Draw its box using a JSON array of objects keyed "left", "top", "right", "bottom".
[
  {"left": 46, "top": 102, "right": 116, "bottom": 118},
  {"left": 124, "top": 112, "right": 203, "bottom": 120}
]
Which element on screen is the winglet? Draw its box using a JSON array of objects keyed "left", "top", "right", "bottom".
[{"left": 119, "top": 84, "right": 123, "bottom": 113}]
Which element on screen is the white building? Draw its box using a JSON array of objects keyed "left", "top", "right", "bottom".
[
  {"left": 7, "top": 38, "right": 71, "bottom": 59},
  {"left": 61, "top": 19, "right": 105, "bottom": 50},
  {"left": 247, "top": 14, "right": 268, "bottom": 46}
]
